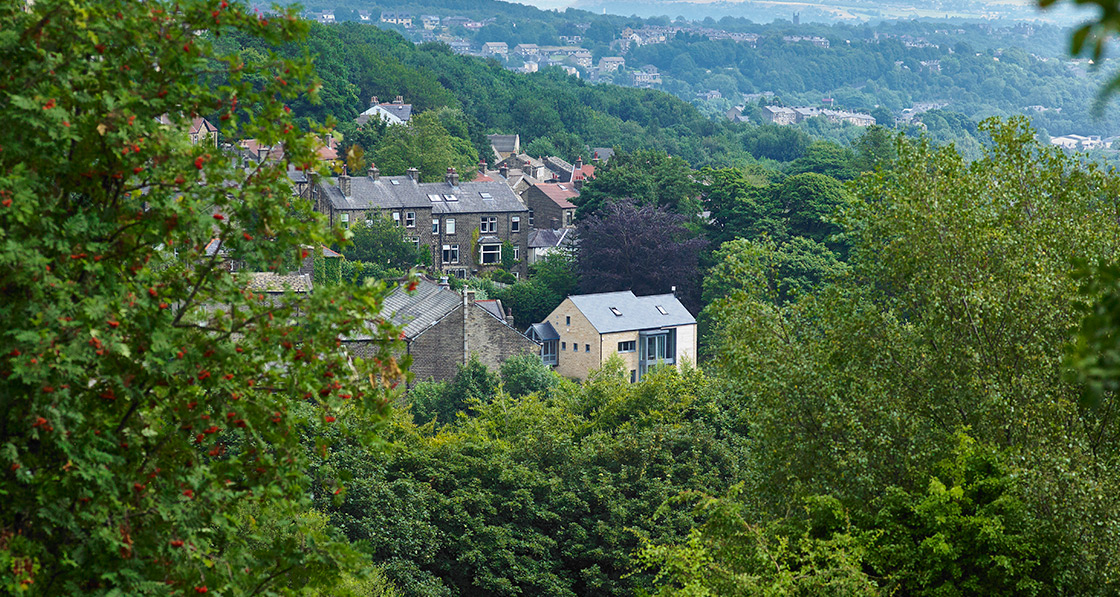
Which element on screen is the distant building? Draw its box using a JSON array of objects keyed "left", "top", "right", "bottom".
[
  {"left": 598, "top": 56, "right": 625, "bottom": 72},
  {"left": 420, "top": 15, "right": 440, "bottom": 29},
  {"left": 521, "top": 182, "right": 577, "bottom": 231},
  {"left": 379, "top": 12, "right": 412, "bottom": 27},
  {"left": 355, "top": 96, "right": 413, "bottom": 127},
  {"left": 488, "top": 134, "right": 521, "bottom": 160},
  {"left": 1051, "top": 134, "right": 1106, "bottom": 150},
  {"left": 481, "top": 41, "right": 508, "bottom": 57}
]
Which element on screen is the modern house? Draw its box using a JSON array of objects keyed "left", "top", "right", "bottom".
[
  {"left": 314, "top": 167, "right": 530, "bottom": 279},
  {"left": 528, "top": 290, "right": 697, "bottom": 382},
  {"left": 350, "top": 277, "right": 539, "bottom": 383}
]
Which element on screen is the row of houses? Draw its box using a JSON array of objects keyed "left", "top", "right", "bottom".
[{"left": 760, "top": 105, "right": 875, "bottom": 127}]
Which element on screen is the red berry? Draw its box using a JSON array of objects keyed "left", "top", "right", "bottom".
[
  {"left": 170, "top": 540, "right": 184, "bottom": 548},
  {"left": 182, "top": 489, "right": 194, "bottom": 498},
  {"left": 194, "top": 157, "right": 205, "bottom": 169},
  {"left": 213, "top": 213, "right": 224, "bottom": 221}
]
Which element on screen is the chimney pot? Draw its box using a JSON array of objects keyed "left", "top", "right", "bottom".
[
  {"left": 371, "top": 95, "right": 378, "bottom": 106},
  {"left": 368, "top": 164, "right": 380, "bottom": 181},
  {"left": 446, "top": 167, "right": 459, "bottom": 187},
  {"left": 438, "top": 276, "right": 450, "bottom": 288},
  {"left": 395, "top": 95, "right": 403, "bottom": 104},
  {"left": 479, "top": 160, "right": 487, "bottom": 174},
  {"left": 406, "top": 167, "right": 419, "bottom": 181},
  {"left": 499, "top": 165, "right": 509, "bottom": 178},
  {"left": 338, "top": 173, "right": 351, "bottom": 197},
  {"left": 551, "top": 217, "right": 560, "bottom": 230}
]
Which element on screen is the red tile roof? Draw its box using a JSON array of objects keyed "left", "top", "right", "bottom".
[{"left": 534, "top": 183, "right": 579, "bottom": 208}]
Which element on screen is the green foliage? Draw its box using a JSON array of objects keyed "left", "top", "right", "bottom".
[
  {"left": 574, "top": 149, "right": 700, "bottom": 218},
  {"left": 637, "top": 434, "right": 1059, "bottom": 596},
  {"left": 409, "top": 356, "right": 499, "bottom": 425},
  {"left": 0, "top": 1, "right": 405, "bottom": 593},
  {"left": 775, "top": 172, "right": 852, "bottom": 248},
  {"left": 708, "top": 117, "right": 1120, "bottom": 591},
  {"left": 341, "top": 215, "right": 427, "bottom": 271},
  {"left": 373, "top": 112, "right": 479, "bottom": 182},
  {"left": 499, "top": 353, "right": 559, "bottom": 398},
  {"left": 493, "top": 249, "right": 578, "bottom": 327},
  {"left": 316, "top": 365, "right": 746, "bottom": 596},
  {"left": 312, "top": 250, "right": 344, "bottom": 287}
]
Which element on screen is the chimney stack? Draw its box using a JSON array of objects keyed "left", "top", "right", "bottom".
[
  {"left": 395, "top": 95, "right": 403, "bottom": 104},
  {"left": 592, "top": 150, "right": 600, "bottom": 164},
  {"left": 338, "top": 172, "right": 351, "bottom": 197},
  {"left": 551, "top": 217, "right": 560, "bottom": 230},
  {"left": 371, "top": 95, "right": 379, "bottom": 107},
  {"left": 438, "top": 276, "right": 450, "bottom": 288},
  {"left": 406, "top": 167, "right": 419, "bottom": 181},
  {"left": 368, "top": 163, "right": 380, "bottom": 181},
  {"left": 575, "top": 156, "right": 583, "bottom": 170},
  {"left": 446, "top": 167, "right": 459, "bottom": 187},
  {"left": 505, "top": 307, "right": 515, "bottom": 328},
  {"left": 478, "top": 160, "right": 487, "bottom": 175},
  {"left": 499, "top": 165, "right": 509, "bottom": 178}
]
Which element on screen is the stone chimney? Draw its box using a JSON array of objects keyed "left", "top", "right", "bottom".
[
  {"left": 371, "top": 95, "right": 378, "bottom": 107},
  {"left": 446, "top": 167, "right": 460, "bottom": 187},
  {"left": 499, "top": 165, "right": 509, "bottom": 178},
  {"left": 505, "top": 307, "right": 515, "bottom": 328},
  {"left": 592, "top": 150, "right": 600, "bottom": 164},
  {"left": 395, "top": 95, "right": 404, "bottom": 104},
  {"left": 575, "top": 156, "right": 583, "bottom": 170},
  {"left": 478, "top": 160, "right": 487, "bottom": 175},
  {"left": 551, "top": 217, "right": 560, "bottom": 230},
  {"left": 338, "top": 172, "right": 351, "bottom": 197},
  {"left": 406, "top": 167, "right": 419, "bottom": 181},
  {"left": 438, "top": 276, "right": 450, "bottom": 288},
  {"left": 368, "top": 163, "right": 379, "bottom": 181}
]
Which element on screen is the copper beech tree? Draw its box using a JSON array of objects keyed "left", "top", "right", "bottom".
[{"left": 0, "top": 1, "right": 406, "bottom": 594}]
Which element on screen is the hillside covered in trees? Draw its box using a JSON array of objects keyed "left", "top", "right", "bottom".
[{"left": 7, "top": 0, "right": 1120, "bottom": 595}]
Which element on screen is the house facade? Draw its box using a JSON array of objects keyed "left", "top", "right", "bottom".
[
  {"left": 521, "top": 182, "right": 577, "bottom": 229},
  {"left": 528, "top": 290, "right": 697, "bottom": 382},
  {"left": 314, "top": 168, "right": 529, "bottom": 279},
  {"left": 350, "top": 277, "right": 539, "bottom": 383},
  {"left": 355, "top": 96, "right": 413, "bottom": 127}
]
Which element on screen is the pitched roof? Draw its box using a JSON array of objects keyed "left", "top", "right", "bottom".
[
  {"left": 244, "top": 272, "right": 313, "bottom": 293},
  {"left": 379, "top": 277, "right": 462, "bottom": 338},
  {"left": 528, "top": 321, "right": 560, "bottom": 341},
  {"left": 323, "top": 176, "right": 528, "bottom": 215},
  {"left": 475, "top": 299, "right": 505, "bottom": 321},
  {"left": 190, "top": 117, "right": 218, "bottom": 135},
  {"left": 357, "top": 102, "right": 413, "bottom": 126},
  {"left": 528, "top": 227, "right": 575, "bottom": 249},
  {"left": 567, "top": 290, "right": 695, "bottom": 334},
  {"left": 488, "top": 134, "right": 519, "bottom": 153},
  {"left": 532, "top": 183, "right": 578, "bottom": 209}
]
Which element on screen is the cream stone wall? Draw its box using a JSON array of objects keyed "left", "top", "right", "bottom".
[
  {"left": 674, "top": 323, "right": 698, "bottom": 368},
  {"left": 601, "top": 330, "right": 642, "bottom": 381},
  {"left": 547, "top": 298, "right": 601, "bottom": 381}
]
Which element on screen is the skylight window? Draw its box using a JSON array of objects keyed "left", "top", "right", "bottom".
[
  {"left": 557, "top": 185, "right": 567, "bottom": 190},
  {"left": 445, "top": 194, "right": 459, "bottom": 201},
  {"left": 479, "top": 192, "right": 493, "bottom": 200},
  {"left": 610, "top": 307, "right": 622, "bottom": 316},
  {"left": 656, "top": 305, "right": 668, "bottom": 315},
  {"left": 428, "top": 194, "right": 443, "bottom": 202},
  {"left": 390, "top": 179, "right": 400, "bottom": 185}
]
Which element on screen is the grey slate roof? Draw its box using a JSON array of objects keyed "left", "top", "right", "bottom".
[
  {"left": 379, "top": 277, "right": 462, "bottom": 339},
  {"left": 567, "top": 290, "right": 695, "bottom": 334},
  {"left": 323, "top": 176, "right": 528, "bottom": 215},
  {"left": 488, "top": 134, "right": 519, "bottom": 153},
  {"left": 244, "top": 272, "right": 313, "bottom": 293},
  {"left": 528, "top": 321, "right": 560, "bottom": 341},
  {"left": 528, "top": 227, "right": 575, "bottom": 249}
]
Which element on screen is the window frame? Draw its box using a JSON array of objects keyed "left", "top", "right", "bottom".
[
  {"left": 442, "top": 244, "right": 459, "bottom": 264},
  {"left": 446, "top": 218, "right": 456, "bottom": 235},
  {"left": 511, "top": 216, "right": 520, "bottom": 232},
  {"left": 480, "top": 243, "right": 501, "bottom": 265},
  {"left": 405, "top": 211, "right": 416, "bottom": 228},
  {"left": 480, "top": 216, "right": 497, "bottom": 234},
  {"left": 432, "top": 219, "right": 440, "bottom": 234}
]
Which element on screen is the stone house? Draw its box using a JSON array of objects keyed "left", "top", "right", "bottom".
[
  {"left": 356, "top": 96, "right": 413, "bottom": 127},
  {"left": 521, "top": 182, "right": 577, "bottom": 230},
  {"left": 380, "top": 12, "right": 412, "bottom": 27},
  {"left": 528, "top": 290, "right": 697, "bottom": 382},
  {"left": 488, "top": 134, "right": 520, "bottom": 160},
  {"left": 420, "top": 15, "right": 440, "bottom": 29},
  {"left": 189, "top": 117, "right": 219, "bottom": 147},
  {"left": 497, "top": 153, "right": 550, "bottom": 180},
  {"left": 598, "top": 56, "right": 625, "bottom": 72},
  {"left": 481, "top": 42, "right": 509, "bottom": 57},
  {"left": 351, "top": 277, "right": 539, "bottom": 383},
  {"left": 314, "top": 167, "right": 529, "bottom": 279}
]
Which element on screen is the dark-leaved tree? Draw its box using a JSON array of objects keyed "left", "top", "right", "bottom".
[{"left": 577, "top": 199, "right": 707, "bottom": 311}]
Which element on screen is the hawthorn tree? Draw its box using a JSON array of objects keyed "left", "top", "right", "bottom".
[{"left": 0, "top": 1, "right": 404, "bottom": 594}]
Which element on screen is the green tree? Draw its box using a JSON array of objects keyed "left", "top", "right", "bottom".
[
  {"left": 0, "top": 1, "right": 405, "bottom": 594},
  {"left": 776, "top": 172, "right": 852, "bottom": 248},
  {"left": 342, "top": 216, "right": 427, "bottom": 273},
  {"left": 373, "top": 112, "right": 478, "bottom": 182}
]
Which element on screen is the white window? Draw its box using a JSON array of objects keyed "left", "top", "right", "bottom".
[
  {"left": 432, "top": 219, "right": 440, "bottom": 234},
  {"left": 511, "top": 216, "right": 520, "bottom": 232},
  {"left": 340, "top": 213, "right": 349, "bottom": 229},
  {"left": 480, "top": 244, "right": 501, "bottom": 264},
  {"left": 442, "top": 244, "right": 459, "bottom": 264},
  {"left": 480, "top": 216, "right": 496, "bottom": 233},
  {"left": 528, "top": 210, "right": 534, "bottom": 227},
  {"left": 512, "top": 245, "right": 519, "bottom": 261},
  {"left": 565, "top": 211, "right": 573, "bottom": 226},
  {"left": 446, "top": 218, "right": 456, "bottom": 234},
  {"left": 412, "top": 237, "right": 420, "bottom": 250},
  {"left": 405, "top": 211, "right": 416, "bottom": 228},
  {"left": 392, "top": 212, "right": 400, "bottom": 224}
]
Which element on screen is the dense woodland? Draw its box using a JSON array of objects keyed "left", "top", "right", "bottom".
[{"left": 7, "top": 0, "right": 1120, "bottom": 595}]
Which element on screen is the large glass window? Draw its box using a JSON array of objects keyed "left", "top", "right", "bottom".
[
  {"left": 541, "top": 340, "right": 557, "bottom": 366},
  {"left": 432, "top": 219, "right": 439, "bottom": 234},
  {"left": 618, "top": 340, "right": 636, "bottom": 353},
  {"left": 405, "top": 211, "right": 416, "bottom": 228},
  {"left": 446, "top": 219, "right": 456, "bottom": 234},
  {"left": 340, "top": 213, "right": 349, "bottom": 229},
  {"left": 511, "top": 216, "right": 520, "bottom": 232},
  {"left": 638, "top": 330, "right": 676, "bottom": 380},
  {"left": 480, "top": 243, "right": 501, "bottom": 264}
]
